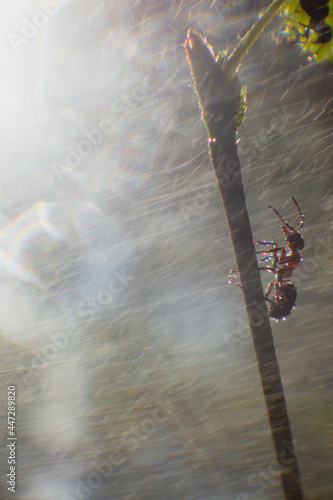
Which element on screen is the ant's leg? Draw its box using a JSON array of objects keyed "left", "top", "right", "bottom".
[
  {"left": 228, "top": 269, "right": 242, "bottom": 288},
  {"left": 264, "top": 280, "right": 275, "bottom": 298},
  {"left": 260, "top": 280, "right": 276, "bottom": 307},
  {"left": 272, "top": 248, "right": 285, "bottom": 268},
  {"left": 258, "top": 266, "right": 277, "bottom": 274},
  {"left": 257, "top": 255, "right": 274, "bottom": 263},
  {"left": 256, "top": 247, "right": 284, "bottom": 270},
  {"left": 274, "top": 280, "right": 283, "bottom": 300},
  {"left": 254, "top": 240, "right": 279, "bottom": 248},
  {"left": 277, "top": 247, "right": 287, "bottom": 263},
  {"left": 255, "top": 246, "right": 284, "bottom": 255}
]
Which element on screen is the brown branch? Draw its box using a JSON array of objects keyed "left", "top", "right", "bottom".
[{"left": 185, "top": 29, "right": 304, "bottom": 500}]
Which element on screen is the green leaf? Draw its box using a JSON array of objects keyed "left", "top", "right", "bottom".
[{"left": 235, "top": 85, "right": 248, "bottom": 129}]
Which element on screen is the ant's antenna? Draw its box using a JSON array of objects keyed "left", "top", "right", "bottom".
[
  {"left": 267, "top": 204, "right": 288, "bottom": 227},
  {"left": 291, "top": 197, "right": 304, "bottom": 229},
  {"left": 282, "top": 15, "right": 308, "bottom": 30},
  {"left": 268, "top": 198, "right": 304, "bottom": 230}
]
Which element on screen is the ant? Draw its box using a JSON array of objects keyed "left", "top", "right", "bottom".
[
  {"left": 294, "top": 20, "right": 332, "bottom": 44},
  {"left": 228, "top": 269, "right": 298, "bottom": 321},
  {"left": 255, "top": 197, "right": 304, "bottom": 282},
  {"left": 284, "top": 0, "right": 332, "bottom": 45},
  {"left": 311, "top": 24, "right": 332, "bottom": 44},
  {"left": 300, "top": 0, "right": 329, "bottom": 24},
  {"left": 229, "top": 197, "right": 305, "bottom": 321},
  {"left": 283, "top": 17, "right": 332, "bottom": 45}
]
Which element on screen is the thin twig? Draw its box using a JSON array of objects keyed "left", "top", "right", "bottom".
[
  {"left": 185, "top": 29, "right": 304, "bottom": 500},
  {"left": 224, "top": 0, "right": 286, "bottom": 78}
]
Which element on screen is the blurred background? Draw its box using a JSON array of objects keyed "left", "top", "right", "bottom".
[{"left": 0, "top": 1, "right": 332, "bottom": 498}]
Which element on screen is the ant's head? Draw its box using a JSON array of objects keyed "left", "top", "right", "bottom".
[
  {"left": 269, "top": 197, "right": 305, "bottom": 250},
  {"left": 286, "top": 232, "right": 305, "bottom": 251}
]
